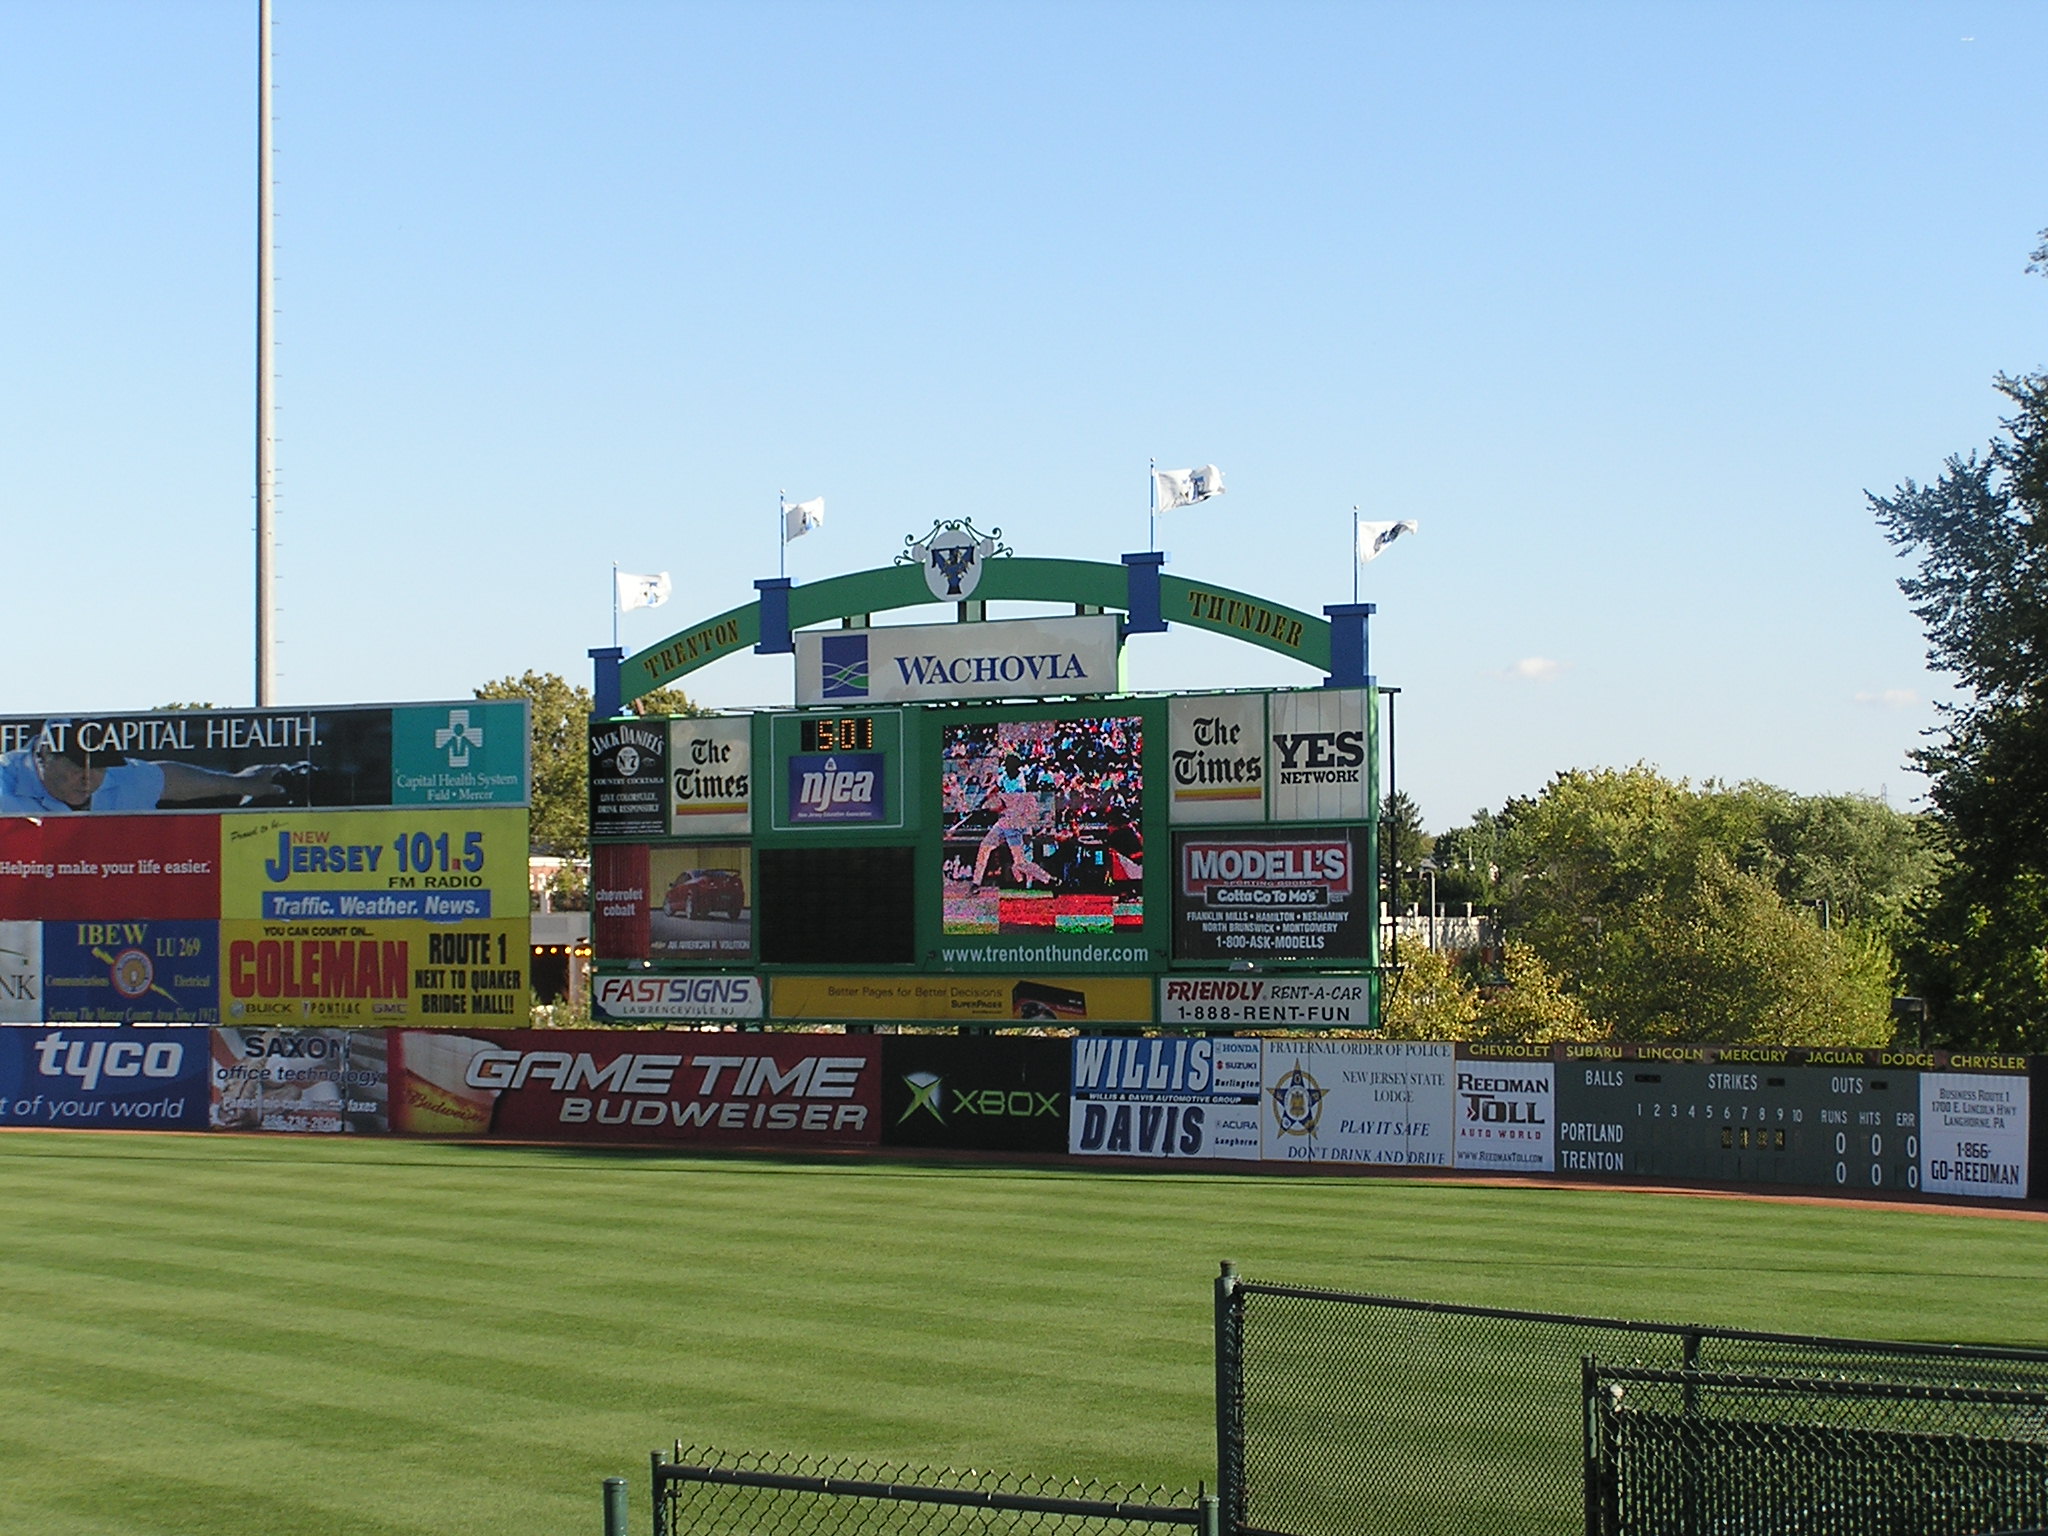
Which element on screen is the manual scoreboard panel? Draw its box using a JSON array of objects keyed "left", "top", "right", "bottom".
[{"left": 1555, "top": 1056, "right": 1923, "bottom": 1193}]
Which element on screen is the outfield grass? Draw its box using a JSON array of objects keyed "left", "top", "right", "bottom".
[{"left": 1, "top": 1130, "right": 2042, "bottom": 1536}]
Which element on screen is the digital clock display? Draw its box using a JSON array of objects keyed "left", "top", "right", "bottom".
[{"left": 800, "top": 716, "right": 875, "bottom": 753}]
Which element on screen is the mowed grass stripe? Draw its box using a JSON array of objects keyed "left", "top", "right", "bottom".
[{"left": 4, "top": 1132, "right": 2045, "bottom": 1536}]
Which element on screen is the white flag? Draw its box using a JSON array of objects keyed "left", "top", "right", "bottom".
[
  {"left": 1358, "top": 519, "right": 1419, "bottom": 562},
  {"left": 1153, "top": 465, "right": 1225, "bottom": 512},
  {"left": 784, "top": 497, "right": 825, "bottom": 542},
  {"left": 616, "top": 570, "right": 672, "bottom": 611}
]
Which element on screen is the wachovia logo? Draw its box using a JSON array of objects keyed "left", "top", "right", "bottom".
[{"left": 820, "top": 634, "right": 870, "bottom": 700}]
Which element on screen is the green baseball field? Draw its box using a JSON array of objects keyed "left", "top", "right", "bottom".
[{"left": 2, "top": 1129, "right": 2041, "bottom": 1536}]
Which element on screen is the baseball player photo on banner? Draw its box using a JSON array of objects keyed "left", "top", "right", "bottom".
[
  {"left": 1260, "top": 1039, "right": 1455, "bottom": 1166},
  {"left": 1453, "top": 1050, "right": 1555, "bottom": 1171},
  {"left": 1068, "top": 1035, "right": 1262, "bottom": 1160}
]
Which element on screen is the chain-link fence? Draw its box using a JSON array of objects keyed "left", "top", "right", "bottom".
[
  {"left": 1213, "top": 1267, "right": 2048, "bottom": 1536},
  {"left": 653, "top": 1445, "right": 1217, "bottom": 1536},
  {"left": 1586, "top": 1362, "right": 2048, "bottom": 1536}
]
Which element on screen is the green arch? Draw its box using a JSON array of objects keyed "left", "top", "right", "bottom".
[{"left": 621, "top": 557, "right": 1331, "bottom": 704}]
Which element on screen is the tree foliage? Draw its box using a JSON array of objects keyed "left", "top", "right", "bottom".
[
  {"left": 475, "top": 670, "right": 704, "bottom": 858},
  {"left": 1873, "top": 367, "right": 2048, "bottom": 1046}
]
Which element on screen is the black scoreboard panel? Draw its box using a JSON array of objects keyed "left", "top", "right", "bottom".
[
  {"left": 756, "top": 844, "right": 917, "bottom": 965},
  {"left": 1554, "top": 1060, "right": 1923, "bottom": 1193}
]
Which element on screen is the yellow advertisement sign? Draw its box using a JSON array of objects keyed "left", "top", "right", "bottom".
[
  {"left": 220, "top": 809, "right": 528, "bottom": 922},
  {"left": 219, "top": 918, "right": 529, "bottom": 1027},
  {"left": 773, "top": 974, "right": 1151, "bottom": 1024}
]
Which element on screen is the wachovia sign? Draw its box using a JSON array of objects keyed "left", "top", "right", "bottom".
[{"left": 795, "top": 616, "right": 1121, "bottom": 706}]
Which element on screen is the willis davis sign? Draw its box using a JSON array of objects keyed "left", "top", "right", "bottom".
[{"left": 795, "top": 616, "right": 1121, "bottom": 706}]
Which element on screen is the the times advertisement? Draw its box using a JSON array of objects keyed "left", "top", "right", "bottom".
[
  {"left": 1068, "top": 1035, "right": 1261, "bottom": 1160},
  {"left": 1260, "top": 1040, "right": 1453, "bottom": 1166},
  {"left": 387, "top": 1030, "right": 882, "bottom": 1147},
  {"left": 1172, "top": 829, "right": 1368, "bottom": 962},
  {"left": 1168, "top": 694, "right": 1265, "bottom": 823},
  {"left": 669, "top": 717, "right": 751, "bottom": 835},
  {"left": 0, "top": 1025, "right": 210, "bottom": 1129}
]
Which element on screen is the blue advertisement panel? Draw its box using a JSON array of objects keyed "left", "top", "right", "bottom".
[
  {"left": 0, "top": 1025, "right": 211, "bottom": 1129},
  {"left": 787, "top": 752, "right": 887, "bottom": 824},
  {"left": 39, "top": 919, "right": 219, "bottom": 1023},
  {"left": 1067, "top": 1035, "right": 1261, "bottom": 1160}
]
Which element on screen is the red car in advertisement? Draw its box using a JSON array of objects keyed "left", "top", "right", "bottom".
[{"left": 664, "top": 866, "right": 744, "bottom": 920}]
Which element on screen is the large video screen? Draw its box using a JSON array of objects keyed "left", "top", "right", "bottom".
[{"left": 940, "top": 717, "right": 1143, "bottom": 936}]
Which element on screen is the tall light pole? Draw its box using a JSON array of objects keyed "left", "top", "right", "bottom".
[{"left": 255, "top": 0, "right": 277, "bottom": 705}]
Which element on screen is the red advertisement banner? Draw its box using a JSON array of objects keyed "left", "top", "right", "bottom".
[
  {"left": 0, "top": 815, "right": 221, "bottom": 920},
  {"left": 387, "top": 1029, "right": 882, "bottom": 1148},
  {"left": 591, "top": 844, "right": 650, "bottom": 960}
]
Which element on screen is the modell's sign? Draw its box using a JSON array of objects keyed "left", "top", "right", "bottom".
[
  {"left": 794, "top": 616, "right": 1121, "bottom": 706},
  {"left": 1173, "top": 831, "right": 1369, "bottom": 963},
  {"left": 388, "top": 1030, "right": 881, "bottom": 1147},
  {"left": 591, "top": 974, "right": 764, "bottom": 1021}
]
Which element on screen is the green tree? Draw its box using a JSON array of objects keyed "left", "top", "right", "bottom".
[
  {"left": 1470, "top": 942, "right": 1598, "bottom": 1043},
  {"left": 1873, "top": 366, "right": 2048, "bottom": 1046},
  {"left": 1380, "top": 789, "right": 1431, "bottom": 906},
  {"left": 475, "top": 671, "right": 704, "bottom": 858},
  {"left": 1380, "top": 946, "right": 1477, "bottom": 1040}
]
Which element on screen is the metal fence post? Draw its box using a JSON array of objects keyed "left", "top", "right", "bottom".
[
  {"left": 1215, "top": 1259, "right": 1243, "bottom": 1536},
  {"left": 1199, "top": 1491, "right": 1221, "bottom": 1536},
  {"left": 1581, "top": 1356, "right": 1600, "bottom": 1536},
  {"left": 603, "top": 1475, "right": 627, "bottom": 1536}
]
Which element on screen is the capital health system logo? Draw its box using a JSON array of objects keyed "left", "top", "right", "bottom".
[
  {"left": 821, "top": 634, "right": 870, "bottom": 700},
  {"left": 435, "top": 708, "right": 486, "bottom": 768}
]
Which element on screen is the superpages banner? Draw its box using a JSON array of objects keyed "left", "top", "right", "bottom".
[
  {"left": 387, "top": 1030, "right": 882, "bottom": 1147},
  {"left": 0, "top": 701, "right": 528, "bottom": 816}
]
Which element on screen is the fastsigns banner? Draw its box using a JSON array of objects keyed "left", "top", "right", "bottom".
[
  {"left": 1068, "top": 1035, "right": 1262, "bottom": 1160},
  {"left": 1172, "top": 830, "right": 1368, "bottom": 963},
  {"left": 387, "top": 1029, "right": 882, "bottom": 1147},
  {"left": 1260, "top": 1039, "right": 1453, "bottom": 1167},
  {"left": 0, "top": 1025, "right": 210, "bottom": 1129},
  {"left": 795, "top": 616, "right": 1122, "bottom": 706},
  {"left": 592, "top": 974, "right": 764, "bottom": 1022}
]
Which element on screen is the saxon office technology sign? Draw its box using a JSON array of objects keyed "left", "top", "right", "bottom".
[{"left": 794, "top": 616, "right": 1121, "bottom": 706}]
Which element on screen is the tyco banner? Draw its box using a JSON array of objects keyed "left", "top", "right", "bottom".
[
  {"left": 1173, "top": 830, "right": 1368, "bottom": 962},
  {"left": 40, "top": 919, "right": 218, "bottom": 1023},
  {"left": 0, "top": 814, "right": 221, "bottom": 920},
  {"left": 1068, "top": 1035, "right": 1262, "bottom": 1160},
  {"left": 219, "top": 808, "right": 528, "bottom": 922},
  {"left": 772, "top": 974, "right": 1150, "bottom": 1024},
  {"left": 210, "top": 1028, "right": 390, "bottom": 1133},
  {"left": 0, "top": 1025, "right": 209, "bottom": 1129},
  {"left": 219, "top": 918, "right": 526, "bottom": 1026},
  {"left": 1260, "top": 1040, "right": 1454, "bottom": 1167},
  {"left": 0, "top": 700, "right": 527, "bottom": 816},
  {"left": 388, "top": 1029, "right": 882, "bottom": 1147},
  {"left": 882, "top": 1036, "right": 1068, "bottom": 1153}
]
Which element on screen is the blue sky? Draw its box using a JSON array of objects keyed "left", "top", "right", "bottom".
[{"left": 3, "top": 1, "right": 2043, "bottom": 831}]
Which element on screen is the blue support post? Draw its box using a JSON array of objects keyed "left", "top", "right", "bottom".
[
  {"left": 587, "top": 646, "right": 623, "bottom": 717},
  {"left": 1323, "top": 602, "right": 1375, "bottom": 688},
  {"left": 1122, "top": 550, "right": 1167, "bottom": 635},
  {"left": 755, "top": 577, "right": 793, "bottom": 655}
]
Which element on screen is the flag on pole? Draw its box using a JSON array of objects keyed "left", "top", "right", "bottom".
[
  {"left": 1153, "top": 465, "right": 1225, "bottom": 512},
  {"left": 784, "top": 497, "right": 825, "bottom": 542},
  {"left": 616, "top": 570, "right": 672, "bottom": 611},
  {"left": 1358, "top": 519, "right": 1419, "bottom": 562}
]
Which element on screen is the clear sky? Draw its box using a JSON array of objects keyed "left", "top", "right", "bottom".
[{"left": 3, "top": 1, "right": 2042, "bottom": 832}]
